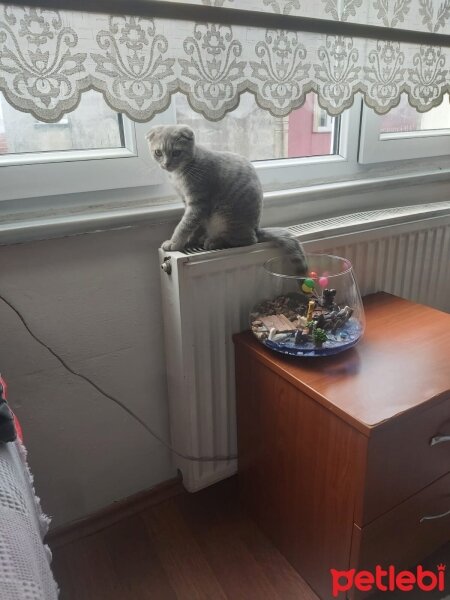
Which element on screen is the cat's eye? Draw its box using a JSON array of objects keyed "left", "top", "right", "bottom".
[
  {"left": 172, "top": 150, "right": 181, "bottom": 157},
  {"left": 154, "top": 149, "right": 163, "bottom": 157}
]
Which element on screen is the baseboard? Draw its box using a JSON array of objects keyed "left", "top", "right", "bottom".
[{"left": 46, "top": 475, "right": 184, "bottom": 549}]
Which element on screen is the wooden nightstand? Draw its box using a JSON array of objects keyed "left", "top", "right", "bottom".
[{"left": 234, "top": 293, "right": 450, "bottom": 600}]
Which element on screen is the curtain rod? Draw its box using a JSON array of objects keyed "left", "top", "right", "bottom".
[{"left": 2, "top": 0, "right": 450, "bottom": 48}]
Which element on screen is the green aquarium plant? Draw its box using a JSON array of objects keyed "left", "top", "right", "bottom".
[{"left": 313, "top": 328, "right": 328, "bottom": 347}]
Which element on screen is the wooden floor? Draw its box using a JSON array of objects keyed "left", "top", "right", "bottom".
[
  {"left": 51, "top": 477, "right": 319, "bottom": 600},
  {"left": 51, "top": 477, "right": 450, "bottom": 600}
]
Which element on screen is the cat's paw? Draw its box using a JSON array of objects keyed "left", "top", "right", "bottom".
[
  {"left": 161, "top": 239, "right": 185, "bottom": 252},
  {"left": 161, "top": 240, "right": 174, "bottom": 251}
]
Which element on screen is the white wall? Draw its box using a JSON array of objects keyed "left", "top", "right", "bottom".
[{"left": 0, "top": 222, "right": 177, "bottom": 527}]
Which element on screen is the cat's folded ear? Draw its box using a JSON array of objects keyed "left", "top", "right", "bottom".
[
  {"left": 178, "top": 125, "right": 195, "bottom": 142},
  {"left": 146, "top": 126, "right": 164, "bottom": 143}
]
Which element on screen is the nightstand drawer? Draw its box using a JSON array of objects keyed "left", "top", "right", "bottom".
[
  {"left": 355, "top": 472, "right": 450, "bottom": 574},
  {"left": 362, "top": 395, "right": 450, "bottom": 525}
]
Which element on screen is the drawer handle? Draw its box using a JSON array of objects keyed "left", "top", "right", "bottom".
[
  {"left": 430, "top": 434, "right": 450, "bottom": 446},
  {"left": 420, "top": 508, "right": 450, "bottom": 523}
]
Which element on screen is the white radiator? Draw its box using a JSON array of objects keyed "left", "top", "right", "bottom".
[{"left": 159, "top": 204, "right": 450, "bottom": 491}]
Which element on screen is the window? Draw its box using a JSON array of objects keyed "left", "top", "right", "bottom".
[
  {"left": 0, "top": 90, "right": 338, "bottom": 165},
  {"left": 0, "top": 105, "right": 5, "bottom": 155},
  {"left": 173, "top": 92, "right": 338, "bottom": 161},
  {"left": 359, "top": 96, "right": 450, "bottom": 163},
  {"left": 158, "top": 90, "right": 349, "bottom": 192},
  {"left": 35, "top": 115, "right": 69, "bottom": 127},
  {"left": 0, "top": 90, "right": 162, "bottom": 201},
  {"left": 1, "top": 87, "right": 449, "bottom": 214},
  {"left": 0, "top": 90, "right": 128, "bottom": 163},
  {"left": 313, "top": 98, "right": 334, "bottom": 133},
  {"left": 1, "top": 88, "right": 350, "bottom": 204},
  {"left": 379, "top": 97, "right": 450, "bottom": 137}
]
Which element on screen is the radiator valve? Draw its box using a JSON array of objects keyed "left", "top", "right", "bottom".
[{"left": 161, "top": 257, "right": 172, "bottom": 275}]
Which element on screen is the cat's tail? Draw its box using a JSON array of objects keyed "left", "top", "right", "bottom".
[{"left": 256, "top": 228, "right": 308, "bottom": 275}]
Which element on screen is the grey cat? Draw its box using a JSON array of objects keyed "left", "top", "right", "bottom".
[{"left": 146, "top": 124, "right": 307, "bottom": 274}]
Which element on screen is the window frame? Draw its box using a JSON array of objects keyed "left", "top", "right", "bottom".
[
  {"left": 358, "top": 102, "right": 450, "bottom": 163},
  {"left": 0, "top": 92, "right": 355, "bottom": 204},
  {"left": 1, "top": 92, "right": 450, "bottom": 219},
  {"left": 312, "top": 99, "right": 334, "bottom": 133},
  {"left": 0, "top": 116, "right": 136, "bottom": 167},
  {"left": 0, "top": 117, "right": 165, "bottom": 201},
  {"left": 253, "top": 100, "right": 360, "bottom": 191}
]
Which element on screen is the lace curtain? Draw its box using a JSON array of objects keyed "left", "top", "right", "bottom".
[
  {"left": 0, "top": 1, "right": 449, "bottom": 123},
  {"left": 155, "top": 0, "right": 450, "bottom": 35}
]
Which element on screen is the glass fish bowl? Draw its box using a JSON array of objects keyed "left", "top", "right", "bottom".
[{"left": 250, "top": 253, "right": 365, "bottom": 357}]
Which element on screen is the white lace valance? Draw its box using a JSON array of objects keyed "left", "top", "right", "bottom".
[
  {"left": 152, "top": 0, "right": 450, "bottom": 36},
  {"left": 1, "top": 1, "right": 449, "bottom": 123}
]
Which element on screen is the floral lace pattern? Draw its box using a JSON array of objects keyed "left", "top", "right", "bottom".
[{"left": 0, "top": 2, "right": 449, "bottom": 122}]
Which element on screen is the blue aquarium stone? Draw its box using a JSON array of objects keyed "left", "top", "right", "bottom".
[{"left": 263, "top": 318, "right": 363, "bottom": 358}]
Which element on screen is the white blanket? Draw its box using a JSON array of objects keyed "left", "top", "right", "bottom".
[{"left": 0, "top": 441, "right": 58, "bottom": 600}]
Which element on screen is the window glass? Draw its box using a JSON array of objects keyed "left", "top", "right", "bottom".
[
  {"left": 0, "top": 90, "right": 124, "bottom": 155},
  {"left": 174, "top": 92, "right": 339, "bottom": 161},
  {"left": 0, "top": 89, "right": 339, "bottom": 162},
  {"left": 379, "top": 96, "right": 450, "bottom": 137}
]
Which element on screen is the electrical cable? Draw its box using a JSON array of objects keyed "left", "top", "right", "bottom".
[{"left": 0, "top": 293, "right": 237, "bottom": 463}]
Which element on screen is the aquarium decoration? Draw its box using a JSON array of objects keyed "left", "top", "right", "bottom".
[{"left": 250, "top": 254, "right": 365, "bottom": 357}]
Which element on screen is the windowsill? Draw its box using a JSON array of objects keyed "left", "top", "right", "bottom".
[{"left": 1, "top": 167, "right": 450, "bottom": 246}]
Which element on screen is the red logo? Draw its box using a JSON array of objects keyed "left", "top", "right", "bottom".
[{"left": 330, "top": 564, "right": 446, "bottom": 597}]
